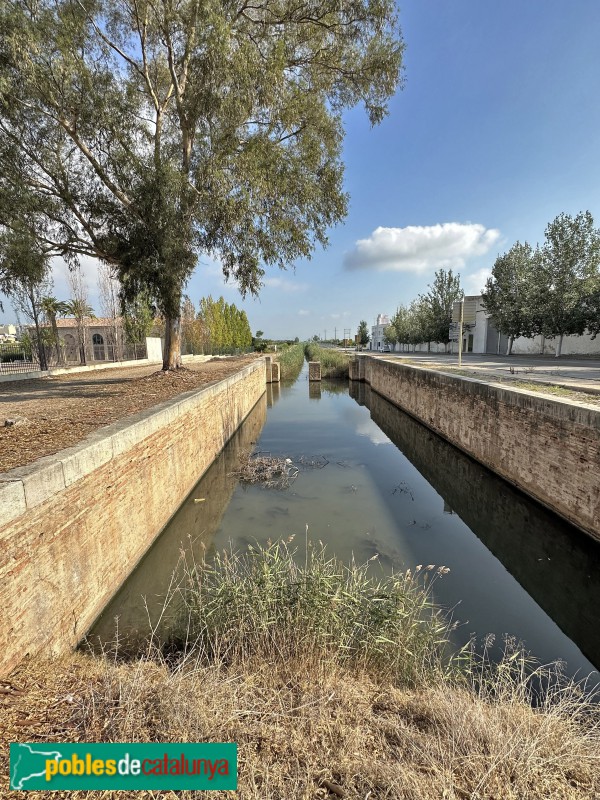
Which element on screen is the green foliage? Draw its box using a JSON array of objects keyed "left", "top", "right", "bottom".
[
  {"left": 534, "top": 211, "right": 600, "bottom": 350},
  {"left": 481, "top": 242, "right": 538, "bottom": 352},
  {"left": 183, "top": 541, "right": 449, "bottom": 686},
  {"left": 197, "top": 295, "right": 252, "bottom": 353},
  {"left": 386, "top": 270, "right": 462, "bottom": 351},
  {"left": 276, "top": 343, "right": 305, "bottom": 381},
  {"left": 422, "top": 269, "right": 463, "bottom": 345},
  {"left": 123, "top": 291, "right": 154, "bottom": 344},
  {"left": 484, "top": 211, "right": 600, "bottom": 354},
  {"left": 0, "top": 0, "right": 404, "bottom": 366},
  {"left": 304, "top": 342, "right": 350, "bottom": 377},
  {"left": 357, "top": 320, "right": 370, "bottom": 346}
]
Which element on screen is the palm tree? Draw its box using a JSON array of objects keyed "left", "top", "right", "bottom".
[
  {"left": 66, "top": 299, "right": 95, "bottom": 365},
  {"left": 40, "top": 296, "right": 70, "bottom": 364}
]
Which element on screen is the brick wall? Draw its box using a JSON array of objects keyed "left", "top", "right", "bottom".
[
  {"left": 0, "top": 359, "right": 266, "bottom": 677},
  {"left": 354, "top": 356, "right": 600, "bottom": 540}
]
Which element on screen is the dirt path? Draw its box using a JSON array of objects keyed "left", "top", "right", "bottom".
[{"left": 0, "top": 356, "right": 262, "bottom": 473}]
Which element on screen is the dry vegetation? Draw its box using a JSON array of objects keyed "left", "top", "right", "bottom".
[
  {"left": 231, "top": 453, "right": 299, "bottom": 489},
  {"left": 2, "top": 543, "right": 599, "bottom": 799},
  {"left": 0, "top": 355, "right": 261, "bottom": 472}
]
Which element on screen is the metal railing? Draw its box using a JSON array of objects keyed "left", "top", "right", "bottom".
[{"left": 0, "top": 339, "right": 148, "bottom": 376}]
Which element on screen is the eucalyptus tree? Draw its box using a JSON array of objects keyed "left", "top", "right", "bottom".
[
  {"left": 0, "top": 0, "right": 404, "bottom": 369},
  {"left": 481, "top": 242, "right": 538, "bottom": 354}
]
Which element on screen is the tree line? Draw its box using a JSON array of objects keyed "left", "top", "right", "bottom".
[
  {"left": 382, "top": 269, "right": 463, "bottom": 351},
  {"left": 181, "top": 295, "right": 252, "bottom": 354},
  {"left": 482, "top": 211, "right": 600, "bottom": 356}
]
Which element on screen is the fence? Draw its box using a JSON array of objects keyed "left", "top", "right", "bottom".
[{"left": 0, "top": 338, "right": 148, "bottom": 376}]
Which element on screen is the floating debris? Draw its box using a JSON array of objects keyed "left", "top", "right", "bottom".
[
  {"left": 392, "top": 481, "right": 414, "bottom": 501},
  {"left": 231, "top": 452, "right": 299, "bottom": 490},
  {"left": 297, "top": 454, "right": 329, "bottom": 470}
]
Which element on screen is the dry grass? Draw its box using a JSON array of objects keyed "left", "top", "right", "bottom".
[
  {"left": 3, "top": 544, "right": 599, "bottom": 799},
  {"left": 4, "top": 649, "right": 599, "bottom": 800}
]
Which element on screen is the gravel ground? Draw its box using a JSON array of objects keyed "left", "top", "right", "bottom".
[{"left": 0, "top": 355, "right": 262, "bottom": 473}]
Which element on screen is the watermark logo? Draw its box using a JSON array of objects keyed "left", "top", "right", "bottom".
[{"left": 10, "top": 743, "right": 237, "bottom": 791}]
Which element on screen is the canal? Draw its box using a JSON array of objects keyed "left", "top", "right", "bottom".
[{"left": 90, "top": 362, "right": 600, "bottom": 679}]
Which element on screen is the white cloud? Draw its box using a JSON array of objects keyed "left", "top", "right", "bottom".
[
  {"left": 263, "top": 276, "right": 309, "bottom": 293},
  {"left": 51, "top": 255, "right": 100, "bottom": 298},
  {"left": 343, "top": 223, "right": 500, "bottom": 272},
  {"left": 298, "top": 309, "right": 310, "bottom": 316},
  {"left": 464, "top": 267, "right": 493, "bottom": 296}
]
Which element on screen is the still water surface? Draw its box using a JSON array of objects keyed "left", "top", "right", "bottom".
[{"left": 90, "top": 364, "right": 600, "bottom": 679}]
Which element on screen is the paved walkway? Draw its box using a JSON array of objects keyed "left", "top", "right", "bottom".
[{"left": 369, "top": 352, "right": 600, "bottom": 395}]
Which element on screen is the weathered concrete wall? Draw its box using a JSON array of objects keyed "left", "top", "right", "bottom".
[
  {"left": 352, "top": 382, "right": 600, "bottom": 668},
  {"left": 354, "top": 356, "right": 600, "bottom": 540},
  {"left": 0, "top": 359, "right": 266, "bottom": 677}
]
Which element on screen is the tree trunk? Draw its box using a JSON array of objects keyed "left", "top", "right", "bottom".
[
  {"left": 50, "top": 315, "right": 62, "bottom": 364},
  {"left": 29, "top": 291, "right": 47, "bottom": 371},
  {"left": 555, "top": 333, "right": 563, "bottom": 358},
  {"left": 163, "top": 316, "right": 182, "bottom": 370},
  {"left": 508, "top": 335, "right": 514, "bottom": 355}
]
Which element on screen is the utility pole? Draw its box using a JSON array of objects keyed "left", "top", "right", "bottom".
[
  {"left": 334, "top": 326, "right": 337, "bottom": 342},
  {"left": 458, "top": 298, "right": 464, "bottom": 368},
  {"left": 324, "top": 329, "right": 327, "bottom": 342}
]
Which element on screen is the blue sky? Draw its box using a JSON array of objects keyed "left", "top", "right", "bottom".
[{"left": 3, "top": 0, "right": 600, "bottom": 339}]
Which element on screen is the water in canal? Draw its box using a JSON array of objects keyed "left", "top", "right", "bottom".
[{"left": 89, "top": 363, "right": 600, "bottom": 680}]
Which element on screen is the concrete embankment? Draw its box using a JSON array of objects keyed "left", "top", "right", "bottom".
[
  {"left": 351, "top": 356, "right": 599, "bottom": 541},
  {"left": 0, "top": 358, "right": 267, "bottom": 677}
]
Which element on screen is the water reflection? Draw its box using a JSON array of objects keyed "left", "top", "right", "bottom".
[
  {"left": 87, "top": 364, "right": 600, "bottom": 679},
  {"left": 86, "top": 395, "right": 267, "bottom": 649},
  {"left": 351, "top": 382, "right": 600, "bottom": 670}
]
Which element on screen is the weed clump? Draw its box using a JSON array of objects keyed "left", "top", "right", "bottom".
[
  {"left": 274, "top": 343, "right": 305, "bottom": 381},
  {"left": 182, "top": 541, "right": 450, "bottom": 687},
  {"left": 304, "top": 343, "right": 350, "bottom": 378}
]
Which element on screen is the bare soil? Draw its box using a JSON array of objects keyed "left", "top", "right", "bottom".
[{"left": 0, "top": 356, "right": 261, "bottom": 474}]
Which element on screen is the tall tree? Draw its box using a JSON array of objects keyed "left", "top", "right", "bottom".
[
  {"left": 481, "top": 242, "right": 538, "bottom": 354},
  {"left": 406, "top": 298, "right": 430, "bottom": 351},
  {"left": 40, "top": 296, "right": 70, "bottom": 364},
  {"left": 97, "top": 263, "right": 122, "bottom": 359},
  {"left": 357, "top": 320, "right": 370, "bottom": 347},
  {"left": 385, "top": 305, "right": 410, "bottom": 351},
  {"left": 534, "top": 211, "right": 600, "bottom": 356},
  {"left": 0, "top": 226, "right": 52, "bottom": 369},
  {"left": 421, "top": 269, "right": 462, "bottom": 348},
  {"left": 0, "top": 0, "right": 404, "bottom": 370}
]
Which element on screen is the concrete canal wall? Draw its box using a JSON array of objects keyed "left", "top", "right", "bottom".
[
  {"left": 0, "top": 359, "right": 266, "bottom": 677},
  {"left": 351, "top": 356, "right": 600, "bottom": 541}
]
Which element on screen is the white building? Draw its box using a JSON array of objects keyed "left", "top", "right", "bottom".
[
  {"left": 0, "top": 324, "right": 17, "bottom": 341},
  {"left": 454, "top": 295, "right": 600, "bottom": 356},
  {"left": 369, "top": 314, "right": 390, "bottom": 351}
]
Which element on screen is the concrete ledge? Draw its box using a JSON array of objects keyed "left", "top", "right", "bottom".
[
  {"left": 60, "top": 433, "right": 115, "bottom": 487},
  {"left": 0, "top": 456, "right": 66, "bottom": 509},
  {"left": 0, "top": 480, "right": 26, "bottom": 527}
]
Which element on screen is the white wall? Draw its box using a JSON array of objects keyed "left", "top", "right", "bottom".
[
  {"left": 512, "top": 332, "right": 600, "bottom": 356},
  {"left": 145, "top": 336, "right": 163, "bottom": 361}
]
